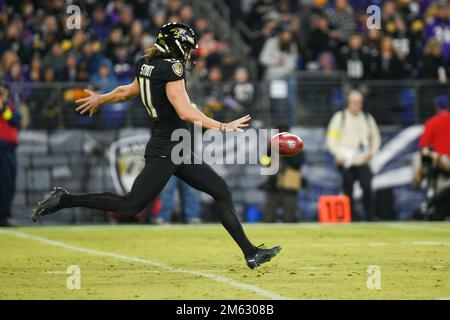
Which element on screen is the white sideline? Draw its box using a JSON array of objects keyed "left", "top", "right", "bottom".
[{"left": 0, "top": 230, "right": 290, "bottom": 300}]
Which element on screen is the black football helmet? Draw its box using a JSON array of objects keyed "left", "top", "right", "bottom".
[{"left": 155, "top": 22, "right": 198, "bottom": 64}]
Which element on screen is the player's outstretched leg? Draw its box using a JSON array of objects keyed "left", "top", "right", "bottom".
[
  {"left": 175, "top": 159, "right": 281, "bottom": 269},
  {"left": 32, "top": 157, "right": 175, "bottom": 222}
]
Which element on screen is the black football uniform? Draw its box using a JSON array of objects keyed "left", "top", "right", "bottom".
[
  {"left": 135, "top": 56, "right": 189, "bottom": 157},
  {"left": 56, "top": 55, "right": 257, "bottom": 258}
]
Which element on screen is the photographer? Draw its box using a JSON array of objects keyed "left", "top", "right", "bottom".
[{"left": 416, "top": 95, "right": 450, "bottom": 220}]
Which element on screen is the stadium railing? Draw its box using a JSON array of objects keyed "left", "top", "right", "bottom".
[{"left": 9, "top": 77, "right": 447, "bottom": 130}]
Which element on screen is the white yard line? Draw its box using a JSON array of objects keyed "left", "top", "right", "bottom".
[
  {"left": 384, "top": 223, "right": 450, "bottom": 232},
  {"left": 0, "top": 230, "right": 291, "bottom": 300},
  {"left": 402, "top": 241, "right": 450, "bottom": 246}
]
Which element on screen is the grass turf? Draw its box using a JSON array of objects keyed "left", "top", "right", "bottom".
[{"left": 0, "top": 222, "right": 449, "bottom": 300}]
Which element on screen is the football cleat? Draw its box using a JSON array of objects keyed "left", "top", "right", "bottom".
[
  {"left": 31, "top": 187, "right": 68, "bottom": 222},
  {"left": 245, "top": 244, "right": 281, "bottom": 269}
]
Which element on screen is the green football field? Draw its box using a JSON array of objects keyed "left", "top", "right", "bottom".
[{"left": 0, "top": 222, "right": 449, "bottom": 300}]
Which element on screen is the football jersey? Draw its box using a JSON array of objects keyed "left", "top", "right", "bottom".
[
  {"left": 135, "top": 56, "right": 189, "bottom": 137},
  {"left": 135, "top": 56, "right": 190, "bottom": 157}
]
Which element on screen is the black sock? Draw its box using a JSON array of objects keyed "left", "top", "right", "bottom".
[{"left": 216, "top": 201, "right": 257, "bottom": 257}]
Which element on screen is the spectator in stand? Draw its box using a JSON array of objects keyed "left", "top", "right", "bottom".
[
  {"left": 338, "top": 33, "right": 369, "bottom": 79},
  {"left": 60, "top": 53, "right": 79, "bottom": 82},
  {"left": 382, "top": 0, "right": 398, "bottom": 30},
  {"left": 308, "top": 13, "right": 333, "bottom": 61},
  {"left": 224, "top": 67, "right": 256, "bottom": 118},
  {"left": 111, "top": 43, "right": 134, "bottom": 84},
  {"left": 38, "top": 15, "right": 60, "bottom": 57},
  {"left": 118, "top": 4, "right": 134, "bottom": 35},
  {"left": 105, "top": 27, "right": 124, "bottom": 60},
  {"left": 5, "top": 62, "right": 26, "bottom": 83},
  {"left": 91, "top": 59, "right": 118, "bottom": 93},
  {"left": 28, "top": 56, "right": 42, "bottom": 82},
  {"left": 0, "top": 19, "right": 32, "bottom": 63},
  {"left": 376, "top": 36, "right": 408, "bottom": 79},
  {"left": 259, "top": 29, "right": 298, "bottom": 126},
  {"left": 70, "top": 30, "right": 87, "bottom": 54},
  {"left": 5, "top": 61, "right": 31, "bottom": 107},
  {"left": 197, "top": 29, "right": 224, "bottom": 65},
  {"left": 79, "top": 40, "right": 104, "bottom": 76},
  {"left": 89, "top": 6, "right": 110, "bottom": 41},
  {"left": 314, "top": 51, "right": 342, "bottom": 115},
  {"left": 92, "top": 59, "right": 127, "bottom": 128},
  {"left": 203, "top": 66, "right": 227, "bottom": 122},
  {"left": 298, "top": 0, "right": 329, "bottom": 61},
  {"left": 246, "top": 0, "right": 277, "bottom": 31},
  {"left": 167, "top": 0, "right": 183, "bottom": 16},
  {"left": 424, "top": 0, "right": 450, "bottom": 61},
  {"left": 42, "top": 42, "right": 66, "bottom": 78},
  {"left": 327, "top": 90, "right": 381, "bottom": 221},
  {"left": 390, "top": 15, "right": 416, "bottom": 71},
  {"left": 193, "top": 16, "right": 210, "bottom": 37},
  {"left": 0, "top": 81, "right": 21, "bottom": 227},
  {"left": 134, "top": 32, "right": 155, "bottom": 62},
  {"left": 422, "top": 39, "right": 448, "bottom": 81},
  {"left": 219, "top": 51, "right": 238, "bottom": 81},
  {"left": 0, "top": 51, "right": 20, "bottom": 78},
  {"left": 317, "top": 51, "right": 337, "bottom": 74},
  {"left": 364, "top": 28, "right": 382, "bottom": 78},
  {"left": 179, "top": 4, "right": 194, "bottom": 26},
  {"left": 149, "top": 10, "right": 167, "bottom": 35},
  {"left": 327, "top": 0, "right": 356, "bottom": 45},
  {"left": 250, "top": 11, "right": 280, "bottom": 79}
]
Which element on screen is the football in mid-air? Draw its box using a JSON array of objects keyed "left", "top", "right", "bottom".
[{"left": 270, "top": 132, "right": 304, "bottom": 156}]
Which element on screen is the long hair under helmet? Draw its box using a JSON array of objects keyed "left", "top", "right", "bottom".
[{"left": 154, "top": 22, "right": 198, "bottom": 64}]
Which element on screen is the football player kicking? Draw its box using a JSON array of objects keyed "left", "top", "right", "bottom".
[{"left": 32, "top": 23, "right": 281, "bottom": 269}]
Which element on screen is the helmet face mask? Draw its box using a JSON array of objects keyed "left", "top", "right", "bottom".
[{"left": 156, "top": 22, "right": 198, "bottom": 64}]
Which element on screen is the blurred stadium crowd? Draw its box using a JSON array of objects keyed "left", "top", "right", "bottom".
[
  {"left": 1, "top": 0, "right": 450, "bottom": 129},
  {"left": 240, "top": 0, "right": 450, "bottom": 80},
  {"left": 2, "top": 0, "right": 450, "bottom": 83},
  {"left": 0, "top": 0, "right": 260, "bottom": 128}
]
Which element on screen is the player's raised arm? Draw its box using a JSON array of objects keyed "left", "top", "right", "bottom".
[
  {"left": 75, "top": 78, "right": 140, "bottom": 117},
  {"left": 166, "top": 79, "right": 251, "bottom": 132}
]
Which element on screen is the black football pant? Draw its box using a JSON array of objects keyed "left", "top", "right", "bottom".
[
  {"left": 59, "top": 154, "right": 257, "bottom": 257},
  {"left": 341, "top": 164, "right": 373, "bottom": 221}
]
